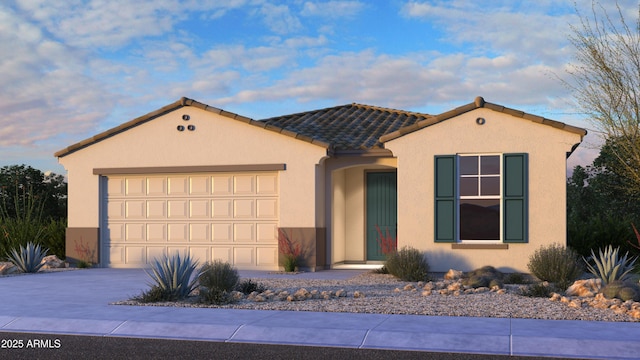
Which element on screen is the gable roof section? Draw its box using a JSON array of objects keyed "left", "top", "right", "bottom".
[
  {"left": 55, "top": 97, "right": 332, "bottom": 158},
  {"left": 380, "top": 96, "right": 587, "bottom": 143},
  {"left": 260, "top": 103, "right": 430, "bottom": 151}
]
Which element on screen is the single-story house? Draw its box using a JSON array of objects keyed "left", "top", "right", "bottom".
[{"left": 56, "top": 96, "right": 586, "bottom": 272}]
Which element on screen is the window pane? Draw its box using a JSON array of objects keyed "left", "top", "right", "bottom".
[
  {"left": 460, "top": 178, "right": 478, "bottom": 196},
  {"left": 481, "top": 156, "right": 500, "bottom": 175},
  {"left": 481, "top": 177, "right": 500, "bottom": 196},
  {"left": 459, "top": 199, "right": 500, "bottom": 240},
  {"left": 459, "top": 156, "right": 478, "bottom": 175}
]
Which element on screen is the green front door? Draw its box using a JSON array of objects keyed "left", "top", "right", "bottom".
[{"left": 366, "top": 172, "right": 397, "bottom": 261}]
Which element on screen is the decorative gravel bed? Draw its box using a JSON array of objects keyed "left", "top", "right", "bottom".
[{"left": 114, "top": 272, "right": 639, "bottom": 322}]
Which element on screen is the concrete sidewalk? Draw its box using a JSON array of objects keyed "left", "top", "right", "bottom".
[{"left": 0, "top": 268, "right": 639, "bottom": 359}]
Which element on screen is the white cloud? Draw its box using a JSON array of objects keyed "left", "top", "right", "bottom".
[
  {"left": 255, "top": 3, "right": 303, "bottom": 34},
  {"left": 301, "top": 1, "right": 365, "bottom": 18}
]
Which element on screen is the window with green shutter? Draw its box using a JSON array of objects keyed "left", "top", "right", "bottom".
[{"left": 433, "top": 153, "right": 528, "bottom": 243}]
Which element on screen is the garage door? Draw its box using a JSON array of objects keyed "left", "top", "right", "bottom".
[{"left": 103, "top": 172, "right": 279, "bottom": 269}]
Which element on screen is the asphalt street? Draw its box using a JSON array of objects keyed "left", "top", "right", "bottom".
[{"left": 0, "top": 332, "right": 582, "bottom": 360}]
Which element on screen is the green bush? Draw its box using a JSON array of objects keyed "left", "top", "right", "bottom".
[
  {"left": 601, "top": 280, "right": 640, "bottom": 301},
  {"left": 7, "top": 242, "right": 48, "bottom": 273},
  {"left": 384, "top": 246, "right": 429, "bottom": 282},
  {"left": 527, "top": 243, "right": 583, "bottom": 290},
  {"left": 521, "top": 282, "right": 557, "bottom": 298},
  {"left": 198, "top": 260, "right": 240, "bottom": 304},
  {"left": 41, "top": 218, "right": 66, "bottom": 259},
  {"left": 142, "top": 252, "right": 200, "bottom": 302}
]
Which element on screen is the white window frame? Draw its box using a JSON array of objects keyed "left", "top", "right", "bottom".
[{"left": 457, "top": 153, "right": 503, "bottom": 243}]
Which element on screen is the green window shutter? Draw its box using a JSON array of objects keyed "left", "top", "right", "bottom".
[
  {"left": 434, "top": 155, "right": 457, "bottom": 242},
  {"left": 503, "top": 153, "right": 528, "bottom": 243}
]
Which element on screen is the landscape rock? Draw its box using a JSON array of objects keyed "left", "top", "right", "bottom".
[
  {"left": 444, "top": 269, "right": 463, "bottom": 280},
  {"left": 0, "top": 262, "right": 18, "bottom": 275},
  {"left": 565, "top": 279, "right": 602, "bottom": 297},
  {"left": 40, "top": 255, "right": 66, "bottom": 269}
]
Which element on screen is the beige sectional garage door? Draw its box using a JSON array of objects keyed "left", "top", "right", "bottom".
[{"left": 103, "top": 172, "right": 279, "bottom": 269}]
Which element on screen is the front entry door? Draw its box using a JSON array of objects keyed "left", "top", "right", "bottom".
[{"left": 366, "top": 172, "right": 397, "bottom": 261}]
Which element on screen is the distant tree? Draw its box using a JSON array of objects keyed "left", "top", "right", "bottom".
[
  {"left": 0, "top": 165, "right": 67, "bottom": 220},
  {"left": 567, "top": 138, "right": 640, "bottom": 256},
  {"left": 565, "top": 1, "right": 640, "bottom": 197}
]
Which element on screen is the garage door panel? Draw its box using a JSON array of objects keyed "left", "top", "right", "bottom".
[
  {"left": 190, "top": 223, "right": 210, "bottom": 242},
  {"left": 234, "top": 176, "right": 254, "bottom": 194},
  {"left": 189, "top": 200, "right": 209, "bottom": 218},
  {"left": 147, "top": 200, "right": 166, "bottom": 219},
  {"left": 234, "top": 199, "right": 254, "bottom": 218},
  {"left": 234, "top": 247, "right": 254, "bottom": 266},
  {"left": 257, "top": 174, "right": 278, "bottom": 194},
  {"left": 108, "top": 223, "right": 124, "bottom": 242},
  {"left": 168, "top": 176, "right": 188, "bottom": 195},
  {"left": 168, "top": 223, "right": 188, "bottom": 241},
  {"left": 256, "top": 199, "right": 278, "bottom": 218},
  {"left": 125, "top": 200, "right": 145, "bottom": 219},
  {"left": 126, "top": 178, "right": 145, "bottom": 196},
  {"left": 234, "top": 223, "right": 254, "bottom": 242},
  {"left": 146, "top": 177, "right": 166, "bottom": 196},
  {"left": 212, "top": 247, "right": 232, "bottom": 263},
  {"left": 125, "top": 246, "right": 146, "bottom": 264},
  {"left": 105, "top": 172, "right": 279, "bottom": 269},
  {"left": 212, "top": 176, "right": 233, "bottom": 195},
  {"left": 147, "top": 224, "right": 166, "bottom": 242},
  {"left": 190, "top": 176, "right": 210, "bottom": 195},
  {"left": 212, "top": 223, "right": 233, "bottom": 242},
  {"left": 256, "top": 247, "right": 278, "bottom": 266},
  {"left": 125, "top": 223, "right": 145, "bottom": 242},
  {"left": 168, "top": 200, "right": 188, "bottom": 218},
  {"left": 257, "top": 223, "right": 278, "bottom": 242},
  {"left": 146, "top": 246, "right": 165, "bottom": 262},
  {"left": 108, "top": 178, "right": 125, "bottom": 196},
  {"left": 212, "top": 200, "right": 232, "bottom": 218},
  {"left": 108, "top": 201, "right": 125, "bottom": 219}
]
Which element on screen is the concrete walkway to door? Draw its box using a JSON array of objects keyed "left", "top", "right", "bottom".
[{"left": 1, "top": 268, "right": 639, "bottom": 359}]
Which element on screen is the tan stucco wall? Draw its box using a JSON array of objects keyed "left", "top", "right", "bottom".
[
  {"left": 385, "top": 108, "right": 583, "bottom": 272},
  {"left": 59, "top": 106, "right": 327, "bottom": 230}
]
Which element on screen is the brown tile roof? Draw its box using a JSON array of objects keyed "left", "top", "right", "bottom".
[
  {"left": 379, "top": 96, "right": 587, "bottom": 143},
  {"left": 260, "top": 103, "right": 431, "bottom": 151}
]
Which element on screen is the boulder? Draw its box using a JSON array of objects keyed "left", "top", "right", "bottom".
[
  {"left": 444, "top": 269, "right": 463, "bottom": 280},
  {"left": 565, "top": 279, "right": 602, "bottom": 297},
  {"left": 40, "top": 255, "right": 66, "bottom": 269},
  {"left": 0, "top": 262, "right": 18, "bottom": 275}
]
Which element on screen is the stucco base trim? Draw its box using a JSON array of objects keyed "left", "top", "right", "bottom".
[
  {"left": 65, "top": 227, "right": 100, "bottom": 265},
  {"left": 278, "top": 227, "right": 326, "bottom": 272},
  {"left": 451, "top": 244, "right": 509, "bottom": 250}
]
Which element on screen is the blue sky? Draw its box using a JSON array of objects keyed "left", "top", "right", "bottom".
[{"left": 1, "top": 0, "right": 635, "bottom": 176}]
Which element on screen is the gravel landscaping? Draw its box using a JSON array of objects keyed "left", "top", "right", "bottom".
[{"left": 114, "top": 271, "right": 640, "bottom": 322}]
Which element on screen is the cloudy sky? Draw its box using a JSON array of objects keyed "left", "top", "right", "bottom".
[{"left": 1, "top": 0, "right": 634, "bottom": 175}]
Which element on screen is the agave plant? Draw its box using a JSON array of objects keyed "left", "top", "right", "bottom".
[
  {"left": 583, "top": 245, "right": 638, "bottom": 285},
  {"left": 144, "top": 252, "right": 200, "bottom": 301},
  {"left": 7, "top": 242, "right": 48, "bottom": 273}
]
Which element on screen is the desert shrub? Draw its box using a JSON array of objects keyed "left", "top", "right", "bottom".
[
  {"left": 236, "top": 279, "right": 266, "bottom": 294},
  {"left": 384, "top": 246, "right": 429, "bottom": 282},
  {"left": 583, "top": 245, "right": 637, "bottom": 285},
  {"left": 7, "top": 241, "right": 48, "bottom": 273},
  {"left": 527, "top": 243, "right": 583, "bottom": 290},
  {"left": 198, "top": 260, "right": 239, "bottom": 304},
  {"left": 41, "top": 218, "right": 66, "bottom": 259},
  {"left": 372, "top": 265, "right": 389, "bottom": 274},
  {"left": 521, "top": 282, "right": 557, "bottom": 298},
  {"left": 142, "top": 252, "right": 199, "bottom": 302}
]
